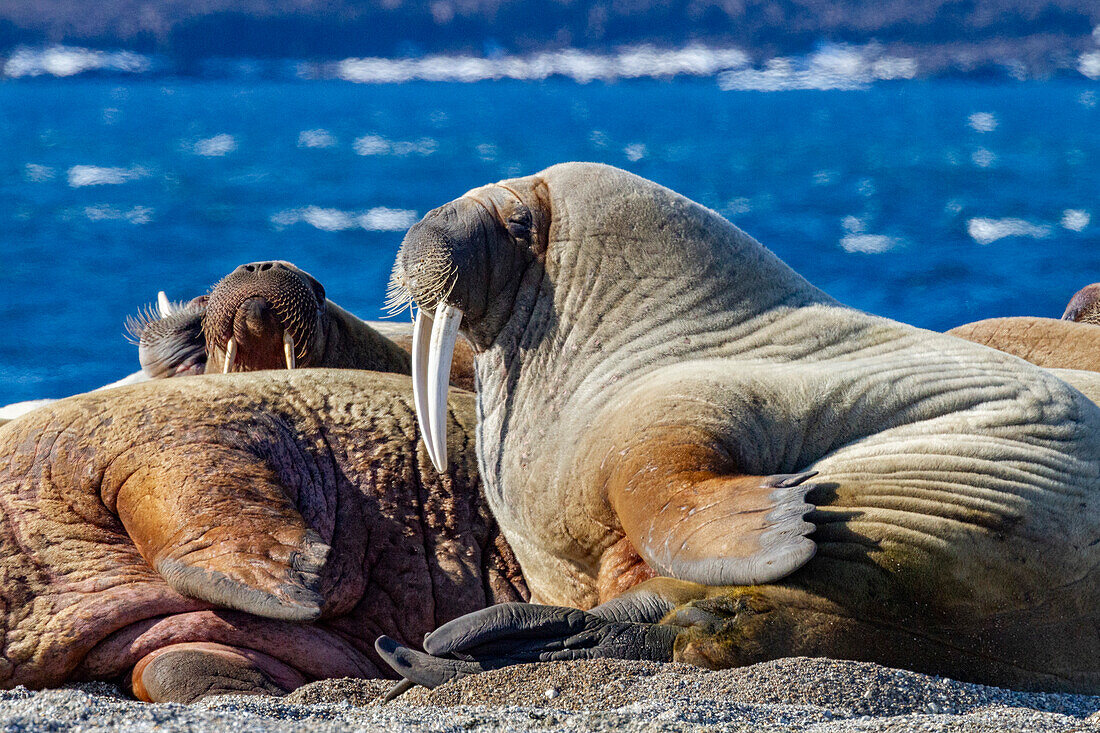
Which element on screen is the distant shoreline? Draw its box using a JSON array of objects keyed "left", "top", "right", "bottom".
[
  {"left": 3, "top": 40, "right": 1100, "bottom": 85},
  {"left": 2, "top": 1, "right": 1099, "bottom": 82}
]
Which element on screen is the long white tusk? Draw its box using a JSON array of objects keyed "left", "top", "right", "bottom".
[
  {"left": 157, "top": 291, "right": 174, "bottom": 318},
  {"left": 411, "top": 308, "right": 437, "bottom": 468},
  {"left": 425, "top": 303, "right": 463, "bottom": 473},
  {"left": 223, "top": 338, "right": 237, "bottom": 374},
  {"left": 283, "top": 332, "right": 296, "bottom": 370}
]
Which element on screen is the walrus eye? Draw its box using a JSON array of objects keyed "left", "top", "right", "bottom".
[{"left": 505, "top": 205, "right": 532, "bottom": 241}]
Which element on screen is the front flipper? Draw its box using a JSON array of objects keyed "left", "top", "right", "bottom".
[
  {"left": 375, "top": 602, "right": 678, "bottom": 692},
  {"left": 111, "top": 444, "right": 328, "bottom": 621},
  {"left": 604, "top": 426, "right": 818, "bottom": 587}
]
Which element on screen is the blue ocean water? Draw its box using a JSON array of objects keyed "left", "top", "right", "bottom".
[{"left": 1, "top": 78, "right": 1098, "bottom": 404}]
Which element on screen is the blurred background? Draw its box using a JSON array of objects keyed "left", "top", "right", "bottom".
[{"left": 1, "top": 1, "right": 1098, "bottom": 403}]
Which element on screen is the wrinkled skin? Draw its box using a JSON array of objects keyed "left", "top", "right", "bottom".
[
  {"left": 379, "top": 162, "right": 1100, "bottom": 694},
  {"left": 947, "top": 283, "right": 1100, "bottom": 373},
  {"left": 130, "top": 260, "right": 476, "bottom": 390},
  {"left": 0, "top": 370, "right": 526, "bottom": 702},
  {"left": 948, "top": 316, "right": 1100, "bottom": 372}
]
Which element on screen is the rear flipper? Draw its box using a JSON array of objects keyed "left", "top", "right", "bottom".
[
  {"left": 111, "top": 444, "right": 329, "bottom": 622},
  {"left": 132, "top": 642, "right": 306, "bottom": 702},
  {"left": 375, "top": 578, "right": 1037, "bottom": 695},
  {"left": 375, "top": 600, "right": 681, "bottom": 692}
]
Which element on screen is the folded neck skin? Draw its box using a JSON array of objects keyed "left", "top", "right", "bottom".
[{"left": 390, "top": 163, "right": 907, "bottom": 485}]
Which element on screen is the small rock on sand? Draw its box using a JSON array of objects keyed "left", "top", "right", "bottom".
[{"left": 1, "top": 657, "right": 1097, "bottom": 732}]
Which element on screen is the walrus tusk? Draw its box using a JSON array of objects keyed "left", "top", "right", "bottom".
[
  {"left": 223, "top": 338, "right": 237, "bottom": 374},
  {"left": 411, "top": 308, "right": 438, "bottom": 468},
  {"left": 283, "top": 332, "right": 296, "bottom": 370},
  {"left": 157, "top": 291, "right": 174, "bottom": 318},
  {"left": 414, "top": 303, "right": 463, "bottom": 473}
]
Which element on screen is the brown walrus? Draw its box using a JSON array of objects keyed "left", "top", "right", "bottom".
[
  {"left": 131, "top": 260, "right": 476, "bottom": 391},
  {"left": 376, "top": 162, "right": 1100, "bottom": 695},
  {"left": 0, "top": 369, "right": 525, "bottom": 703},
  {"left": 947, "top": 282, "right": 1100, "bottom": 372}
]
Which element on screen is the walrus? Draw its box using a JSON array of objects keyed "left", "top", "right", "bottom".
[
  {"left": 946, "top": 282, "right": 1100, "bottom": 372},
  {"left": 0, "top": 369, "right": 525, "bottom": 703},
  {"left": 130, "top": 260, "right": 476, "bottom": 391},
  {"left": 375, "top": 162, "right": 1100, "bottom": 695}
]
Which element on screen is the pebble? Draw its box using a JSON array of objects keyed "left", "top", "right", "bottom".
[{"left": 0, "top": 657, "right": 1095, "bottom": 732}]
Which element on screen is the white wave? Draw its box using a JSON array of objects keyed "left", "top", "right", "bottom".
[
  {"left": 1080, "top": 51, "right": 1100, "bottom": 80},
  {"left": 966, "top": 218, "right": 1051, "bottom": 245},
  {"left": 840, "top": 234, "right": 900, "bottom": 254},
  {"left": 353, "top": 134, "right": 437, "bottom": 157},
  {"left": 3, "top": 45, "right": 151, "bottom": 78},
  {"left": 970, "top": 148, "right": 996, "bottom": 168},
  {"left": 623, "top": 143, "right": 647, "bottom": 162},
  {"left": 967, "top": 112, "right": 997, "bottom": 133},
  {"left": 1062, "top": 209, "right": 1091, "bottom": 232},
  {"left": 84, "top": 205, "right": 154, "bottom": 224},
  {"left": 272, "top": 206, "right": 418, "bottom": 232},
  {"left": 329, "top": 44, "right": 749, "bottom": 83},
  {"left": 67, "top": 165, "right": 148, "bottom": 187},
  {"left": 359, "top": 207, "right": 420, "bottom": 231},
  {"left": 192, "top": 134, "right": 237, "bottom": 157},
  {"left": 298, "top": 129, "right": 337, "bottom": 149},
  {"left": 718, "top": 46, "right": 916, "bottom": 92},
  {"left": 24, "top": 164, "right": 55, "bottom": 182}
]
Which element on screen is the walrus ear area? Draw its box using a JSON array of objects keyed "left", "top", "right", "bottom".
[
  {"left": 112, "top": 445, "right": 328, "bottom": 622},
  {"left": 504, "top": 203, "right": 533, "bottom": 243},
  {"left": 605, "top": 433, "right": 818, "bottom": 588}
]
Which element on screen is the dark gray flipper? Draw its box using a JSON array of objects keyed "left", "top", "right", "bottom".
[{"left": 375, "top": 602, "right": 678, "bottom": 694}]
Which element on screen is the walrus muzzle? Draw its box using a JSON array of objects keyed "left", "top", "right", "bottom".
[{"left": 412, "top": 303, "right": 463, "bottom": 472}]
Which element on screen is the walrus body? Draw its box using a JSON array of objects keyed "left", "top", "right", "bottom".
[
  {"left": 948, "top": 316, "right": 1100, "bottom": 372},
  {"left": 0, "top": 370, "right": 525, "bottom": 701},
  {"left": 378, "top": 162, "right": 1100, "bottom": 694}
]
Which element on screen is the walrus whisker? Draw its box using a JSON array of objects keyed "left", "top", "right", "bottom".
[
  {"left": 123, "top": 303, "right": 163, "bottom": 345},
  {"left": 223, "top": 338, "right": 237, "bottom": 374},
  {"left": 283, "top": 332, "right": 296, "bottom": 370}
]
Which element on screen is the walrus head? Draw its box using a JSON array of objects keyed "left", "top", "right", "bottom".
[
  {"left": 387, "top": 176, "right": 551, "bottom": 470},
  {"left": 203, "top": 261, "right": 327, "bottom": 373},
  {"left": 1063, "top": 283, "right": 1100, "bottom": 325}
]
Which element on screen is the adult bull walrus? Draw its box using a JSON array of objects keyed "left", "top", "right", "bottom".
[
  {"left": 0, "top": 369, "right": 525, "bottom": 702},
  {"left": 376, "top": 162, "right": 1100, "bottom": 694}
]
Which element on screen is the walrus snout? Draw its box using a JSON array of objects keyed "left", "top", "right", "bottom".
[
  {"left": 204, "top": 261, "right": 326, "bottom": 373},
  {"left": 390, "top": 188, "right": 544, "bottom": 474}
]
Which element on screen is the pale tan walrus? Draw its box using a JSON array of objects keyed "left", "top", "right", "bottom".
[
  {"left": 375, "top": 162, "right": 1100, "bottom": 695},
  {"left": 948, "top": 282, "right": 1100, "bottom": 373}
]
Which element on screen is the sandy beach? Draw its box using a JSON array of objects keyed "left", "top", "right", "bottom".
[{"left": 3, "top": 658, "right": 1099, "bottom": 732}]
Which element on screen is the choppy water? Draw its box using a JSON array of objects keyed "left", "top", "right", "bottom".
[{"left": 1, "top": 77, "right": 1098, "bottom": 404}]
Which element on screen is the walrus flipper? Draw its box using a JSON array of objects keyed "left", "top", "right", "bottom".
[
  {"left": 112, "top": 444, "right": 329, "bottom": 622},
  {"left": 375, "top": 602, "right": 679, "bottom": 693},
  {"left": 604, "top": 429, "right": 818, "bottom": 587}
]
